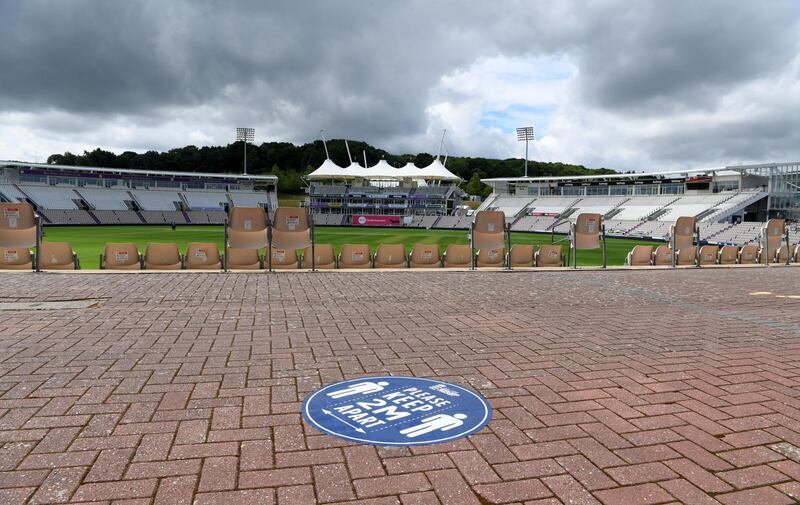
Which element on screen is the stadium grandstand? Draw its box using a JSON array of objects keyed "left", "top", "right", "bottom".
[
  {"left": 480, "top": 162, "right": 800, "bottom": 246},
  {"left": 305, "top": 157, "right": 465, "bottom": 226},
  {"left": 0, "top": 161, "right": 277, "bottom": 225}
]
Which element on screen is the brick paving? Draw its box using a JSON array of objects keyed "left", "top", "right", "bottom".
[{"left": 0, "top": 267, "right": 799, "bottom": 504}]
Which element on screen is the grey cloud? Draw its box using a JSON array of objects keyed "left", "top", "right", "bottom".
[
  {"left": 575, "top": 1, "right": 800, "bottom": 112},
  {"left": 0, "top": 0, "right": 798, "bottom": 167}
]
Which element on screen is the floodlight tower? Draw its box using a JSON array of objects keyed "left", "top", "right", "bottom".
[
  {"left": 236, "top": 127, "right": 255, "bottom": 175},
  {"left": 516, "top": 126, "right": 535, "bottom": 177}
]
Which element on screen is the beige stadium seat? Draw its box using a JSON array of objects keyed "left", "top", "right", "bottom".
[
  {"left": 571, "top": 213, "right": 605, "bottom": 268},
  {"left": 653, "top": 245, "right": 673, "bottom": 266},
  {"left": 626, "top": 245, "right": 653, "bottom": 266},
  {"left": 225, "top": 247, "right": 262, "bottom": 270},
  {"left": 668, "top": 216, "right": 697, "bottom": 266},
  {"left": 443, "top": 244, "right": 472, "bottom": 268},
  {"left": 270, "top": 247, "right": 299, "bottom": 269},
  {"left": 535, "top": 244, "right": 564, "bottom": 267},
  {"left": 759, "top": 218, "right": 785, "bottom": 263},
  {"left": 227, "top": 207, "right": 268, "bottom": 249},
  {"left": 144, "top": 243, "right": 182, "bottom": 270},
  {"left": 102, "top": 243, "right": 141, "bottom": 270},
  {"left": 271, "top": 208, "right": 312, "bottom": 251},
  {"left": 775, "top": 242, "right": 796, "bottom": 264},
  {"left": 795, "top": 244, "right": 800, "bottom": 263},
  {"left": 409, "top": 244, "right": 441, "bottom": 268},
  {"left": 673, "top": 216, "right": 697, "bottom": 252},
  {"left": 699, "top": 245, "right": 719, "bottom": 265},
  {"left": 472, "top": 211, "right": 506, "bottom": 250},
  {"left": 0, "top": 202, "right": 38, "bottom": 248},
  {"left": 39, "top": 242, "right": 78, "bottom": 270},
  {"left": 508, "top": 244, "right": 534, "bottom": 267},
  {"left": 738, "top": 243, "right": 758, "bottom": 264},
  {"left": 185, "top": 243, "right": 222, "bottom": 270},
  {"left": 339, "top": 244, "right": 372, "bottom": 269},
  {"left": 676, "top": 246, "right": 697, "bottom": 266},
  {"left": 476, "top": 247, "right": 505, "bottom": 267},
  {"left": 718, "top": 245, "right": 739, "bottom": 265},
  {"left": 302, "top": 244, "right": 335, "bottom": 269},
  {"left": 374, "top": 244, "right": 406, "bottom": 268},
  {"left": 574, "top": 213, "right": 602, "bottom": 250},
  {"left": 0, "top": 247, "right": 33, "bottom": 270}
]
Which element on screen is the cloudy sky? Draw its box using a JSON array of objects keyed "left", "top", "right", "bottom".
[{"left": 1, "top": 1, "right": 799, "bottom": 171}]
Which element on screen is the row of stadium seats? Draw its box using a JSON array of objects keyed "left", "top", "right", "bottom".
[
  {"left": 625, "top": 217, "right": 798, "bottom": 266},
  {"left": 1, "top": 183, "right": 272, "bottom": 212},
  {"left": 1, "top": 242, "right": 79, "bottom": 270},
  {"left": 3, "top": 202, "right": 797, "bottom": 271},
  {"left": 627, "top": 242, "right": 799, "bottom": 266},
  {"left": 94, "top": 242, "right": 566, "bottom": 269},
  {"left": 483, "top": 191, "right": 762, "bottom": 223}
]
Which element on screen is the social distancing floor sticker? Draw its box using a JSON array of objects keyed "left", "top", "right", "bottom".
[{"left": 301, "top": 376, "right": 492, "bottom": 446}]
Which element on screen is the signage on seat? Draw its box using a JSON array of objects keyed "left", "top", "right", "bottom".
[
  {"left": 286, "top": 215, "right": 300, "bottom": 230},
  {"left": 4, "top": 250, "right": 18, "bottom": 261},
  {"left": 302, "top": 376, "right": 492, "bottom": 446},
  {"left": 4, "top": 207, "right": 19, "bottom": 228},
  {"left": 115, "top": 251, "right": 129, "bottom": 262}
]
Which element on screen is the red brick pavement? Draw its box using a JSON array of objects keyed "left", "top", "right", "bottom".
[{"left": 0, "top": 268, "right": 799, "bottom": 504}]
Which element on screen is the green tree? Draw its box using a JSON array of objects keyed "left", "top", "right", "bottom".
[{"left": 464, "top": 172, "right": 488, "bottom": 196}]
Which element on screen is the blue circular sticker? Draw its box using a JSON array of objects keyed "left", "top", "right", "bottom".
[{"left": 302, "top": 376, "right": 492, "bottom": 446}]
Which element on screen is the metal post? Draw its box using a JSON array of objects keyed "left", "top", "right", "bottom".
[
  {"left": 671, "top": 226, "right": 677, "bottom": 268},
  {"left": 571, "top": 223, "right": 577, "bottom": 269},
  {"left": 223, "top": 218, "right": 228, "bottom": 272},
  {"left": 524, "top": 139, "right": 529, "bottom": 178},
  {"left": 310, "top": 210, "right": 316, "bottom": 272},
  {"left": 344, "top": 139, "right": 353, "bottom": 163},
  {"left": 320, "top": 130, "right": 330, "bottom": 160},
  {"left": 267, "top": 208, "right": 273, "bottom": 273},
  {"left": 505, "top": 222, "right": 512, "bottom": 270},
  {"left": 695, "top": 226, "right": 701, "bottom": 268},
  {"left": 34, "top": 216, "right": 41, "bottom": 272},
  {"left": 236, "top": 127, "right": 254, "bottom": 176},
  {"left": 470, "top": 221, "right": 475, "bottom": 270},
  {"left": 785, "top": 227, "right": 791, "bottom": 266},
  {"left": 601, "top": 225, "right": 607, "bottom": 268},
  {"left": 516, "top": 127, "right": 534, "bottom": 178}
]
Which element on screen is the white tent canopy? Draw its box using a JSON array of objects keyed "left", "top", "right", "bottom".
[{"left": 306, "top": 158, "right": 461, "bottom": 181}]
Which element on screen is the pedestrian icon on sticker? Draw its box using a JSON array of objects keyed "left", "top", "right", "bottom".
[
  {"left": 302, "top": 376, "right": 492, "bottom": 446},
  {"left": 326, "top": 381, "right": 389, "bottom": 399}
]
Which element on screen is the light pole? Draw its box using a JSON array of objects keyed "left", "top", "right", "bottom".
[
  {"left": 516, "top": 126, "right": 535, "bottom": 177},
  {"left": 236, "top": 127, "right": 255, "bottom": 175}
]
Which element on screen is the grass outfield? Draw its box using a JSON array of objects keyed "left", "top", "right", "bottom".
[{"left": 42, "top": 225, "right": 665, "bottom": 269}]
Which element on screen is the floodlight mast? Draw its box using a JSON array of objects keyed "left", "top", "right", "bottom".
[
  {"left": 236, "top": 127, "right": 255, "bottom": 175},
  {"left": 516, "top": 126, "right": 535, "bottom": 177}
]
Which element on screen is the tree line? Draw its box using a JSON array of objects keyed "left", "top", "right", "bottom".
[{"left": 46, "top": 140, "right": 617, "bottom": 197}]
